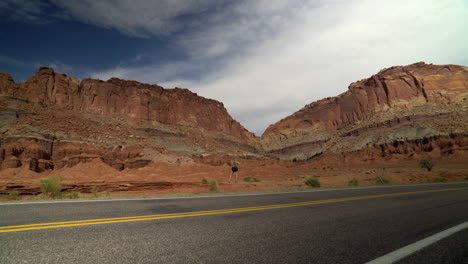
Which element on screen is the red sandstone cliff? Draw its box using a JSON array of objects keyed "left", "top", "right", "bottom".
[
  {"left": 0, "top": 66, "right": 256, "bottom": 144},
  {"left": 1, "top": 62, "right": 467, "bottom": 176},
  {"left": 261, "top": 62, "right": 468, "bottom": 160},
  {"left": 1, "top": 62, "right": 468, "bottom": 194}
]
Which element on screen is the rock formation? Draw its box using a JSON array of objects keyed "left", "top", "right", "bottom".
[
  {"left": 0, "top": 66, "right": 259, "bottom": 173},
  {"left": 0, "top": 66, "right": 255, "bottom": 144},
  {"left": 261, "top": 62, "right": 468, "bottom": 160},
  {"left": 0, "top": 62, "right": 467, "bottom": 178}
]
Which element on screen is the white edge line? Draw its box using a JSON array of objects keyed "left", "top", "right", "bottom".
[
  {"left": 1, "top": 182, "right": 467, "bottom": 206},
  {"left": 366, "top": 221, "right": 468, "bottom": 264}
]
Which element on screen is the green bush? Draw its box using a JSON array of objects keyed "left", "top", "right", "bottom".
[
  {"left": 209, "top": 180, "right": 219, "bottom": 193},
  {"left": 40, "top": 175, "right": 63, "bottom": 199},
  {"left": 419, "top": 157, "right": 434, "bottom": 171},
  {"left": 376, "top": 177, "right": 390, "bottom": 185},
  {"left": 8, "top": 190, "right": 21, "bottom": 200},
  {"left": 201, "top": 178, "right": 208, "bottom": 184},
  {"left": 433, "top": 177, "right": 448, "bottom": 183},
  {"left": 305, "top": 177, "right": 321, "bottom": 188},
  {"left": 348, "top": 178, "right": 359, "bottom": 186},
  {"left": 244, "top": 177, "right": 260, "bottom": 182},
  {"left": 465, "top": 176, "right": 468, "bottom": 181},
  {"left": 66, "top": 192, "right": 80, "bottom": 199},
  {"left": 91, "top": 185, "right": 98, "bottom": 198}
]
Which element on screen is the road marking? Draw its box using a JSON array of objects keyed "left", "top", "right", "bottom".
[
  {"left": 366, "top": 221, "right": 468, "bottom": 264},
  {"left": 2, "top": 182, "right": 467, "bottom": 206},
  {"left": 1, "top": 187, "right": 467, "bottom": 233}
]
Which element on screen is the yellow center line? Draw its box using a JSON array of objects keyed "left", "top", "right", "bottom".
[{"left": 1, "top": 187, "right": 467, "bottom": 233}]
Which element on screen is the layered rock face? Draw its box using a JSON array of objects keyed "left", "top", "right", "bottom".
[
  {"left": 0, "top": 136, "right": 149, "bottom": 172},
  {"left": 0, "top": 66, "right": 255, "bottom": 144},
  {"left": 0, "top": 67, "right": 259, "bottom": 173},
  {"left": 261, "top": 62, "right": 468, "bottom": 160},
  {"left": 1, "top": 62, "right": 467, "bottom": 175}
]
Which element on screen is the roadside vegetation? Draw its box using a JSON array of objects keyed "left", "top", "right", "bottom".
[
  {"left": 65, "top": 191, "right": 80, "bottom": 199},
  {"left": 91, "top": 185, "right": 99, "bottom": 198},
  {"left": 209, "top": 180, "right": 220, "bottom": 193},
  {"left": 40, "top": 175, "right": 64, "bottom": 199},
  {"left": 419, "top": 156, "right": 434, "bottom": 171},
  {"left": 201, "top": 178, "right": 208, "bottom": 184},
  {"left": 244, "top": 177, "right": 261, "bottom": 182},
  {"left": 305, "top": 177, "right": 321, "bottom": 188},
  {"left": 376, "top": 177, "right": 390, "bottom": 185},
  {"left": 4, "top": 190, "right": 21, "bottom": 200},
  {"left": 348, "top": 178, "right": 359, "bottom": 186},
  {"left": 433, "top": 177, "right": 448, "bottom": 183}
]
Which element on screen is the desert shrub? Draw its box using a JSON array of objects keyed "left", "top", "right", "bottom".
[
  {"left": 244, "top": 177, "right": 260, "bottom": 182},
  {"left": 8, "top": 190, "right": 21, "bottom": 200},
  {"left": 209, "top": 180, "right": 219, "bottom": 193},
  {"left": 433, "top": 177, "right": 448, "bottom": 183},
  {"left": 465, "top": 176, "right": 468, "bottom": 181},
  {"left": 305, "top": 177, "right": 321, "bottom": 188},
  {"left": 40, "top": 175, "right": 63, "bottom": 199},
  {"left": 66, "top": 192, "right": 80, "bottom": 199},
  {"left": 348, "top": 178, "right": 359, "bottom": 186},
  {"left": 201, "top": 178, "right": 208, "bottom": 184},
  {"left": 91, "top": 185, "right": 98, "bottom": 198},
  {"left": 376, "top": 177, "right": 390, "bottom": 185},
  {"left": 419, "top": 157, "right": 434, "bottom": 171}
]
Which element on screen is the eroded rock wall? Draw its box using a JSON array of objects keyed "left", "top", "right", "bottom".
[
  {"left": 0, "top": 136, "right": 150, "bottom": 172},
  {"left": 0, "top": 67, "right": 256, "bottom": 145},
  {"left": 261, "top": 62, "right": 468, "bottom": 159}
]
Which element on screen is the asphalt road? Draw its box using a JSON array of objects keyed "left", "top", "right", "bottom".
[{"left": 1, "top": 182, "right": 467, "bottom": 264}]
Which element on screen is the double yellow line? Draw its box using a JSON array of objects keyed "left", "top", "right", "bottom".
[{"left": 1, "top": 187, "right": 467, "bottom": 233}]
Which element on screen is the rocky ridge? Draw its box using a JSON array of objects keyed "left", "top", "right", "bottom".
[
  {"left": 0, "top": 67, "right": 259, "bottom": 174},
  {"left": 261, "top": 62, "right": 468, "bottom": 160},
  {"left": 0, "top": 66, "right": 255, "bottom": 144},
  {"left": 0, "top": 62, "right": 467, "bottom": 179}
]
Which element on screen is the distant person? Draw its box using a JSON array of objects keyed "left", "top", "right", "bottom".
[{"left": 229, "top": 159, "right": 240, "bottom": 183}]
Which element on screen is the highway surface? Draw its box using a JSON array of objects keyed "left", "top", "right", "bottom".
[{"left": 1, "top": 182, "right": 467, "bottom": 263}]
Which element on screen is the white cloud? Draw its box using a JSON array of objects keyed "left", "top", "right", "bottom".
[
  {"left": 89, "top": 0, "right": 468, "bottom": 135},
  {"left": 50, "top": 0, "right": 224, "bottom": 37},
  {"left": 0, "top": 0, "right": 52, "bottom": 23}
]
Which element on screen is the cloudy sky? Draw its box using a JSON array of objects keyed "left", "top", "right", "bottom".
[{"left": 1, "top": 0, "right": 467, "bottom": 135}]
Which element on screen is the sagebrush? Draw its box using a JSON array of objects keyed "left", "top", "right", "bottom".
[
  {"left": 244, "top": 177, "right": 260, "bottom": 182},
  {"left": 348, "top": 178, "right": 359, "bottom": 186},
  {"left": 40, "top": 175, "right": 63, "bottom": 199},
  {"left": 209, "top": 180, "right": 219, "bottom": 192},
  {"left": 419, "top": 156, "right": 434, "bottom": 171},
  {"left": 305, "top": 177, "right": 321, "bottom": 188}
]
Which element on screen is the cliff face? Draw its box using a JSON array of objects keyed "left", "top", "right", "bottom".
[
  {"left": 261, "top": 62, "right": 468, "bottom": 159},
  {"left": 1, "top": 62, "right": 467, "bottom": 175},
  {"left": 0, "top": 66, "right": 255, "bottom": 144}
]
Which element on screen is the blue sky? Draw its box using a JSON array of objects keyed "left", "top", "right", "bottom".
[{"left": 1, "top": 0, "right": 468, "bottom": 135}]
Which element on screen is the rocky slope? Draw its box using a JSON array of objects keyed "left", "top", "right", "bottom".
[
  {"left": 261, "top": 62, "right": 468, "bottom": 161},
  {"left": 0, "top": 62, "right": 467, "bottom": 189},
  {"left": 0, "top": 67, "right": 259, "bottom": 174},
  {"left": 0, "top": 66, "right": 255, "bottom": 144}
]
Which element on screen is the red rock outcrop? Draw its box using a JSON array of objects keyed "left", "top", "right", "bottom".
[
  {"left": 0, "top": 136, "right": 150, "bottom": 172},
  {"left": 1, "top": 62, "right": 467, "bottom": 178},
  {"left": 261, "top": 62, "right": 468, "bottom": 160},
  {"left": 0, "top": 66, "right": 256, "bottom": 144}
]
